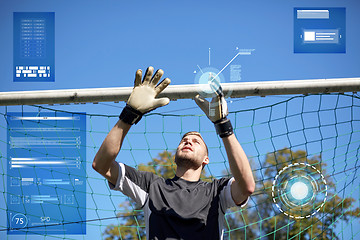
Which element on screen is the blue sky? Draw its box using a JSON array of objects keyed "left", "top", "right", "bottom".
[{"left": 0, "top": 0, "right": 360, "bottom": 239}]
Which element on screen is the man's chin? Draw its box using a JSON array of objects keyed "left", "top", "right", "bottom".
[
  {"left": 175, "top": 154, "right": 201, "bottom": 169},
  {"left": 176, "top": 152, "right": 193, "bottom": 161}
]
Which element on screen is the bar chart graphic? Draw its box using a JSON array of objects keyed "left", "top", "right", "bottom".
[{"left": 7, "top": 112, "right": 86, "bottom": 235}]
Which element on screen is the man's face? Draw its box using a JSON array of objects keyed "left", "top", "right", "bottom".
[{"left": 175, "top": 134, "right": 209, "bottom": 169}]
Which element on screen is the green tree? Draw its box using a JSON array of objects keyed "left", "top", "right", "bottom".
[{"left": 249, "top": 148, "right": 359, "bottom": 239}]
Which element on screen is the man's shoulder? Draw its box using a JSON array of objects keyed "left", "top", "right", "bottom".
[
  {"left": 206, "top": 177, "right": 233, "bottom": 192},
  {"left": 122, "top": 163, "right": 162, "bottom": 183},
  {"left": 208, "top": 176, "right": 232, "bottom": 185}
]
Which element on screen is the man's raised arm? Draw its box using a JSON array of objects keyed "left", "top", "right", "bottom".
[
  {"left": 92, "top": 67, "right": 171, "bottom": 186},
  {"left": 221, "top": 134, "right": 255, "bottom": 205},
  {"left": 195, "top": 85, "right": 255, "bottom": 205}
]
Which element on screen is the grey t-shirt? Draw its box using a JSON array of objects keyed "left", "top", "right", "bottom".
[{"left": 109, "top": 163, "right": 248, "bottom": 240}]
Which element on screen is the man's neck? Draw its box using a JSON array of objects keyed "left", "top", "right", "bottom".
[{"left": 175, "top": 166, "right": 202, "bottom": 182}]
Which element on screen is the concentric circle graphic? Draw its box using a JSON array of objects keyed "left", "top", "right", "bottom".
[
  {"left": 272, "top": 163, "right": 327, "bottom": 219},
  {"left": 194, "top": 67, "right": 226, "bottom": 97}
]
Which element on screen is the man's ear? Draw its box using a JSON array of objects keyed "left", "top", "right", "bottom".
[{"left": 202, "top": 156, "right": 209, "bottom": 166}]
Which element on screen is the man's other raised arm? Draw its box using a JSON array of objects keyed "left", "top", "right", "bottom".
[
  {"left": 195, "top": 85, "right": 255, "bottom": 205},
  {"left": 222, "top": 134, "right": 255, "bottom": 205},
  {"left": 92, "top": 120, "right": 131, "bottom": 186},
  {"left": 92, "top": 66, "right": 171, "bottom": 186}
]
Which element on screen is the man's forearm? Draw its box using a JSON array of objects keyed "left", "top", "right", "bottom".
[
  {"left": 92, "top": 119, "right": 131, "bottom": 177},
  {"left": 92, "top": 67, "right": 170, "bottom": 185},
  {"left": 222, "top": 134, "right": 255, "bottom": 201}
]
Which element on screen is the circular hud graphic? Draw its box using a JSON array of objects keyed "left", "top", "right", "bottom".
[
  {"left": 194, "top": 67, "right": 225, "bottom": 97},
  {"left": 272, "top": 163, "right": 327, "bottom": 219}
]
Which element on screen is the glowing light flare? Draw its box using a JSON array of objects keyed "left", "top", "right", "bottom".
[
  {"left": 290, "top": 181, "right": 309, "bottom": 200},
  {"left": 272, "top": 163, "right": 327, "bottom": 219},
  {"left": 194, "top": 67, "right": 225, "bottom": 96}
]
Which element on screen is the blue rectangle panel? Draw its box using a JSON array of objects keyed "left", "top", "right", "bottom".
[
  {"left": 7, "top": 112, "right": 86, "bottom": 235},
  {"left": 13, "top": 12, "right": 55, "bottom": 82},
  {"left": 294, "top": 8, "right": 346, "bottom": 53}
]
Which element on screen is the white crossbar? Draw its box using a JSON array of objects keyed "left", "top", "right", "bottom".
[{"left": 0, "top": 77, "right": 359, "bottom": 106}]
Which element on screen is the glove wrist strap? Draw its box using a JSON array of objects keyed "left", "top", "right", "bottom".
[
  {"left": 119, "top": 105, "right": 143, "bottom": 125},
  {"left": 214, "top": 118, "right": 233, "bottom": 138}
]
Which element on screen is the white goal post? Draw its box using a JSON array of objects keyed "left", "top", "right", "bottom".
[{"left": 0, "top": 77, "right": 359, "bottom": 106}]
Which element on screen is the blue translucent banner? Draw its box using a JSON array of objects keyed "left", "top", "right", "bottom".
[
  {"left": 13, "top": 12, "right": 55, "bottom": 82},
  {"left": 294, "top": 8, "right": 346, "bottom": 53},
  {"left": 7, "top": 112, "right": 86, "bottom": 235}
]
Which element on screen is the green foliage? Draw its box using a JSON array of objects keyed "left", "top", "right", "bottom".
[
  {"left": 137, "top": 151, "right": 177, "bottom": 179},
  {"left": 224, "top": 148, "right": 360, "bottom": 240},
  {"left": 103, "top": 200, "right": 146, "bottom": 240}
]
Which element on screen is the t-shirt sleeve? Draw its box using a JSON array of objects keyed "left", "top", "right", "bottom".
[
  {"left": 219, "top": 177, "right": 249, "bottom": 212},
  {"left": 108, "top": 162, "right": 157, "bottom": 207}
]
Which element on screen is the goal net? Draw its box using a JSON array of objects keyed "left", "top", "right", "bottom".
[{"left": 0, "top": 88, "right": 359, "bottom": 239}]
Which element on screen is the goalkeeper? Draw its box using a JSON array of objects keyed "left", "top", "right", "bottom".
[{"left": 93, "top": 67, "right": 255, "bottom": 240}]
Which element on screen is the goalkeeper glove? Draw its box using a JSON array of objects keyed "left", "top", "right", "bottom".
[
  {"left": 194, "top": 82, "right": 233, "bottom": 138},
  {"left": 120, "top": 66, "right": 171, "bottom": 125}
]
